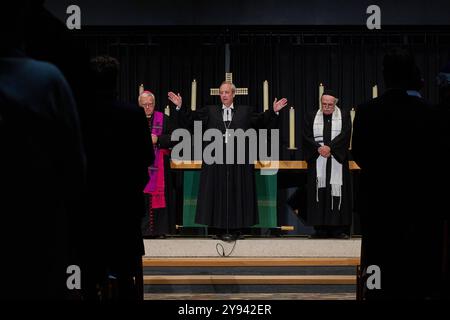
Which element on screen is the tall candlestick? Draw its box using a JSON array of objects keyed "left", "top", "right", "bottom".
[
  {"left": 263, "top": 80, "right": 269, "bottom": 112},
  {"left": 372, "top": 85, "right": 378, "bottom": 98},
  {"left": 165, "top": 105, "right": 170, "bottom": 117},
  {"left": 319, "top": 83, "right": 324, "bottom": 109},
  {"left": 191, "top": 79, "right": 197, "bottom": 111},
  {"left": 289, "top": 107, "right": 295, "bottom": 149},
  {"left": 139, "top": 84, "right": 144, "bottom": 95},
  {"left": 349, "top": 107, "right": 356, "bottom": 150}
]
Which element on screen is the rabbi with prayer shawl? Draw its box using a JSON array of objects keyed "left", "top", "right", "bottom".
[{"left": 302, "top": 90, "right": 352, "bottom": 239}]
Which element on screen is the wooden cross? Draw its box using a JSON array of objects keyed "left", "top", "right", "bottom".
[{"left": 210, "top": 73, "right": 248, "bottom": 96}]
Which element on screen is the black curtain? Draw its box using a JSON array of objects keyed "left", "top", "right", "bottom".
[
  {"left": 76, "top": 26, "right": 450, "bottom": 160},
  {"left": 78, "top": 30, "right": 226, "bottom": 111}
]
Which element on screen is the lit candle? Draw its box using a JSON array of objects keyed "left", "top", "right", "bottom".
[
  {"left": 139, "top": 84, "right": 144, "bottom": 95},
  {"left": 263, "top": 80, "right": 269, "bottom": 112},
  {"left": 319, "top": 83, "right": 324, "bottom": 109},
  {"left": 191, "top": 79, "right": 197, "bottom": 111},
  {"left": 289, "top": 107, "right": 295, "bottom": 149},
  {"left": 165, "top": 105, "right": 170, "bottom": 117},
  {"left": 349, "top": 108, "right": 356, "bottom": 150},
  {"left": 372, "top": 85, "right": 378, "bottom": 98}
]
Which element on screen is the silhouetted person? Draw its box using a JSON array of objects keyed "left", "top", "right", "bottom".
[
  {"left": 435, "top": 61, "right": 450, "bottom": 298},
  {"left": 20, "top": 3, "right": 103, "bottom": 285},
  {"left": 353, "top": 48, "right": 441, "bottom": 299},
  {"left": 437, "top": 62, "right": 450, "bottom": 109},
  {"left": 0, "top": 1, "right": 86, "bottom": 299},
  {"left": 83, "top": 56, "right": 153, "bottom": 300},
  {"left": 24, "top": 0, "right": 91, "bottom": 111},
  {"left": 407, "top": 65, "right": 425, "bottom": 98}
]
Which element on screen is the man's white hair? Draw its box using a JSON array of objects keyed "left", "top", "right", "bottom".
[
  {"left": 220, "top": 81, "right": 236, "bottom": 93},
  {"left": 138, "top": 91, "right": 155, "bottom": 102}
]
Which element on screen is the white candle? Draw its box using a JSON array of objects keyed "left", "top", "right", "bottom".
[
  {"left": 289, "top": 107, "right": 295, "bottom": 149},
  {"left": 139, "top": 84, "right": 144, "bottom": 95},
  {"left": 372, "top": 85, "right": 378, "bottom": 98},
  {"left": 263, "top": 80, "right": 269, "bottom": 112},
  {"left": 191, "top": 79, "right": 197, "bottom": 111},
  {"left": 319, "top": 83, "right": 324, "bottom": 109},
  {"left": 349, "top": 108, "right": 356, "bottom": 150},
  {"left": 165, "top": 105, "right": 170, "bottom": 117}
]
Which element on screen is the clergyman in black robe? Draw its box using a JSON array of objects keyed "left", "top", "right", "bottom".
[
  {"left": 139, "top": 91, "right": 180, "bottom": 237},
  {"left": 303, "top": 90, "right": 352, "bottom": 239},
  {"left": 168, "top": 82, "right": 287, "bottom": 240}
]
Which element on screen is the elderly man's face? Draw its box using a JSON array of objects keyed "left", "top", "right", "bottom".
[
  {"left": 139, "top": 95, "right": 155, "bottom": 116},
  {"left": 321, "top": 95, "right": 336, "bottom": 115},
  {"left": 219, "top": 83, "right": 235, "bottom": 107}
]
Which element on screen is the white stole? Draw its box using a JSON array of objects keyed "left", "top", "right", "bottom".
[{"left": 313, "top": 106, "right": 343, "bottom": 210}]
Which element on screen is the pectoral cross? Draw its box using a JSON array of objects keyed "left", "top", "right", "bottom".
[{"left": 223, "top": 129, "right": 232, "bottom": 144}]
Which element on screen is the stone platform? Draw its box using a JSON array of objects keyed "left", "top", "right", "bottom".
[{"left": 144, "top": 237, "right": 361, "bottom": 258}]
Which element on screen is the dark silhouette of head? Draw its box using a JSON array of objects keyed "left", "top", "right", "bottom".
[
  {"left": 383, "top": 48, "right": 416, "bottom": 90},
  {"left": 89, "top": 55, "right": 120, "bottom": 98},
  {"left": 437, "top": 61, "right": 450, "bottom": 107},
  {"left": 408, "top": 65, "right": 424, "bottom": 92}
]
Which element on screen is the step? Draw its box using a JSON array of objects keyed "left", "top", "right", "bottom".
[
  {"left": 143, "top": 275, "right": 356, "bottom": 285},
  {"left": 142, "top": 257, "right": 360, "bottom": 267},
  {"left": 144, "top": 238, "right": 361, "bottom": 257},
  {"left": 144, "top": 292, "right": 356, "bottom": 300}
]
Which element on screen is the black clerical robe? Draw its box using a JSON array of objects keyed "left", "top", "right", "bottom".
[
  {"left": 303, "top": 109, "right": 352, "bottom": 227},
  {"left": 177, "top": 105, "right": 278, "bottom": 229}
]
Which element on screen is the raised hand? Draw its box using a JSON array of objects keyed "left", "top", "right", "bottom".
[
  {"left": 273, "top": 97, "right": 288, "bottom": 113},
  {"left": 168, "top": 92, "right": 182, "bottom": 107}
]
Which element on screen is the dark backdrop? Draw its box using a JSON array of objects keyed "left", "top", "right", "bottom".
[
  {"left": 45, "top": 0, "right": 450, "bottom": 26},
  {"left": 74, "top": 25, "right": 450, "bottom": 160}
]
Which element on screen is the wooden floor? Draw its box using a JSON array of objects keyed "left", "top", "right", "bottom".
[
  {"left": 144, "top": 292, "right": 356, "bottom": 300},
  {"left": 143, "top": 257, "right": 360, "bottom": 267}
]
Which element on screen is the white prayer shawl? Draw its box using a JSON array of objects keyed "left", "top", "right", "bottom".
[{"left": 313, "top": 106, "right": 343, "bottom": 211}]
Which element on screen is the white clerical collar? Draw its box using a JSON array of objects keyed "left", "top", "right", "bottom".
[{"left": 222, "top": 104, "right": 234, "bottom": 110}]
